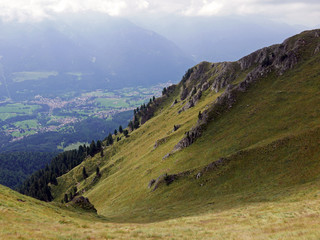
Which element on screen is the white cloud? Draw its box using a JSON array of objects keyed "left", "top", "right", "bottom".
[{"left": 0, "top": 0, "right": 318, "bottom": 27}]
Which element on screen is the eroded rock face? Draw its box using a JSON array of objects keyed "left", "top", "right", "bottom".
[
  {"left": 180, "top": 62, "right": 210, "bottom": 101},
  {"left": 179, "top": 88, "right": 203, "bottom": 113},
  {"left": 169, "top": 30, "right": 320, "bottom": 155},
  {"left": 211, "top": 62, "right": 238, "bottom": 93}
]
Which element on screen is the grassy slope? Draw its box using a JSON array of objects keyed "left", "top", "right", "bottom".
[
  {"left": 2, "top": 30, "right": 320, "bottom": 239},
  {"left": 4, "top": 182, "right": 320, "bottom": 239},
  {"left": 51, "top": 30, "right": 320, "bottom": 229}
]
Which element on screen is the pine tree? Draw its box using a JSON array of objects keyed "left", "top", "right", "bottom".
[
  {"left": 69, "top": 191, "right": 73, "bottom": 201},
  {"left": 119, "top": 125, "right": 123, "bottom": 133},
  {"left": 100, "top": 149, "right": 104, "bottom": 157},
  {"left": 89, "top": 140, "right": 96, "bottom": 157},
  {"left": 64, "top": 193, "right": 69, "bottom": 203},
  {"left": 162, "top": 87, "right": 167, "bottom": 95},
  {"left": 73, "top": 186, "right": 77, "bottom": 196},
  {"left": 82, "top": 167, "right": 88, "bottom": 179},
  {"left": 134, "top": 118, "right": 140, "bottom": 129},
  {"left": 128, "top": 120, "right": 134, "bottom": 131},
  {"left": 114, "top": 129, "right": 117, "bottom": 135},
  {"left": 123, "top": 129, "right": 129, "bottom": 137},
  {"left": 96, "top": 140, "right": 102, "bottom": 151},
  {"left": 107, "top": 133, "right": 113, "bottom": 145}
]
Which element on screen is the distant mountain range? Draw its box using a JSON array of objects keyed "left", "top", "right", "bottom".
[
  {"left": 132, "top": 15, "right": 304, "bottom": 62},
  {"left": 0, "top": 13, "right": 194, "bottom": 100}
]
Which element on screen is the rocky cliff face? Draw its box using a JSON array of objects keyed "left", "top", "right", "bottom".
[{"left": 168, "top": 29, "right": 320, "bottom": 155}]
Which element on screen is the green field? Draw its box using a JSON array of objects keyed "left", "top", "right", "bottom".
[
  {"left": 95, "top": 98, "right": 130, "bottom": 109},
  {"left": 64, "top": 142, "right": 89, "bottom": 151},
  {"left": 12, "top": 71, "right": 59, "bottom": 82},
  {"left": 66, "top": 72, "right": 83, "bottom": 81},
  {"left": 0, "top": 84, "right": 164, "bottom": 142},
  {"left": 0, "top": 103, "right": 40, "bottom": 121},
  {"left": 11, "top": 129, "right": 37, "bottom": 138},
  {"left": 0, "top": 103, "right": 40, "bottom": 114},
  {"left": 14, "top": 120, "right": 38, "bottom": 129}
]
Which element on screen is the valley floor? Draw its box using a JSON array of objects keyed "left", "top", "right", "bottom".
[{"left": 1, "top": 183, "right": 320, "bottom": 240}]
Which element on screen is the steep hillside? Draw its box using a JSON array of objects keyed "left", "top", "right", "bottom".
[
  {"left": 49, "top": 29, "right": 320, "bottom": 224},
  {"left": 3, "top": 29, "right": 320, "bottom": 239}
]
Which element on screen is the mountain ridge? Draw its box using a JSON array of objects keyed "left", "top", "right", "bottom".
[{"left": 46, "top": 29, "right": 320, "bottom": 219}]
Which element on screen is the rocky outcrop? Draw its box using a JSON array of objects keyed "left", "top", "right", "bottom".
[
  {"left": 211, "top": 62, "right": 239, "bottom": 93},
  {"left": 154, "top": 137, "right": 168, "bottom": 149},
  {"left": 71, "top": 196, "right": 97, "bottom": 212},
  {"left": 179, "top": 62, "right": 211, "bottom": 101},
  {"left": 179, "top": 87, "right": 203, "bottom": 113},
  {"left": 168, "top": 30, "right": 320, "bottom": 156},
  {"left": 172, "top": 84, "right": 238, "bottom": 153},
  {"left": 150, "top": 158, "right": 230, "bottom": 191},
  {"left": 150, "top": 171, "right": 192, "bottom": 191},
  {"left": 196, "top": 158, "right": 229, "bottom": 179},
  {"left": 173, "top": 124, "right": 181, "bottom": 132},
  {"left": 315, "top": 44, "right": 320, "bottom": 55}
]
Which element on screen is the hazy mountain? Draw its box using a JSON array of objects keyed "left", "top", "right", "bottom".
[
  {"left": 0, "top": 13, "right": 194, "bottom": 100},
  {"left": 131, "top": 15, "right": 305, "bottom": 62}
]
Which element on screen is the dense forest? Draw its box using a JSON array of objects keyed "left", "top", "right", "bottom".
[
  {"left": 0, "top": 152, "right": 58, "bottom": 189},
  {"left": 0, "top": 110, "right": 132, "bottom": 191},
  {"left": 18, "top": 140, "right": 104, "bottom": 201}
]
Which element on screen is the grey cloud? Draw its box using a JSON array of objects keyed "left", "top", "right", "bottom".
[{"left": 0, "top": 0, "right": 318, "bottom": 27}]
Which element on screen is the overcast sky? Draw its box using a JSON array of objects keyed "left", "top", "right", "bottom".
[{"left": 0, "top": 0, "right": 319, "bottom": 27}]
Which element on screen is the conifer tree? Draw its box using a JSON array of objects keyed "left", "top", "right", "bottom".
[
  {"left": 64, "top": 193, "right": 69, "bottom": 203},
  {"left": 107, "top": 133, "right": 113, "bottom": 145},
  {"left": 82, "top": 167, "right": 88, "bottom": 179},
  {"left": 123, "top": 129, "right": 129, "bottom": 137},
  {"left": 119, "top": 125, "right": 123, "bottom": 133},
  {"left": 89, "top": 140, "right": 96, "bottom": 157},
  {"left": 96, "top": 140, "right": 102, "bottom": 151},
  {"left": 100, "top": 149, "right": 104, "bottom": 157},
  {"left": 128, "top": 121, "right": 134, "bottom": 131},
  {"left": 162, "top": 87, "right": 167, "bottom": 95}
]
